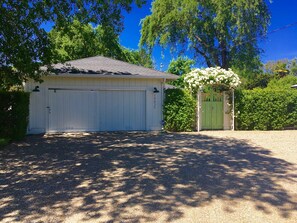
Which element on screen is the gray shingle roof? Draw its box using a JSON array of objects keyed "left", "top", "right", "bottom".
[{"left": 47, "top": 56, "right": 178, "bottom": 80}]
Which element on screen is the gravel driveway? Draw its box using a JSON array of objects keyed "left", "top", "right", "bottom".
[{"left": 0, "top": 131, "right": 297, "bottom": 223}]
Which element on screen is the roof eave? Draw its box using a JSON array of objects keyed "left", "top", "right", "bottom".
[{"left": 44, "top": 73, "right": 179, "bottom": 80}]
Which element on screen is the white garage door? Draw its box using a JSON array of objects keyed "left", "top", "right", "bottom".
[{"left": 48, "top": 89, "right": 146, "bottom": 132}]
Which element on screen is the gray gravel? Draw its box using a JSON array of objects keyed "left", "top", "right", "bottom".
[{"left": 1, "top": 131, "right": 297, "bottom": 223}]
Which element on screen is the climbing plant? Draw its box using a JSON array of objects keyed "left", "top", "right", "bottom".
[{"left": 184, "top": 67, "right": 241, "bottom": 92}]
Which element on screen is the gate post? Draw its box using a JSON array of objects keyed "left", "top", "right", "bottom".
[
  {"left": 232, "top": 89, "right": 235, "bottom": 131},
  {"left": 197, "top": 91, "right": 201, "bottom": 132}
]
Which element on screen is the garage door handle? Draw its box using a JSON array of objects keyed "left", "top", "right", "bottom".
[{"left": 46, "top": 106, "right": 51, "bottom": 114}]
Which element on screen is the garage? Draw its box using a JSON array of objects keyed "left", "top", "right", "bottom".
[{"left": 25, "top": 56, "right": 177, "bottom": 133}]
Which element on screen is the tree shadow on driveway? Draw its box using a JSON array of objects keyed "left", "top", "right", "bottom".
[{"left": 0, "top": 132, "right": 296, "bottom": 222}]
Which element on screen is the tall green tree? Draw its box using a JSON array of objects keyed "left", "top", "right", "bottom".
[
  {"left": 0, "top": 0, "right": 144, "bottom": 90},
  {"left": 49, "top": 20, "right": 125, "bottom": 62},
  {"left": 167, "top": 57, "right": 194, "bottom": 76},
  {"left": 167, "top": 57, "right": 194, "bottom": 88},
  {"left": 263, "top": 58, "right": 297, "bottom": 78},
  {"left": 49, "top": 20, "right": 153, "bottom": 67},
  {"left": 124, "top": 48, "right": 154, "bottom": 68},
  {"left": 264, "top": 59, "right": 289, "bottom": 77},
  {"left": 140, "top": 0, "right": 270, "bottom": 77}
]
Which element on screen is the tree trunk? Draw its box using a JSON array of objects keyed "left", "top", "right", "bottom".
[{"left": 220, "top": 39, "right": 228, "bottom": 69}]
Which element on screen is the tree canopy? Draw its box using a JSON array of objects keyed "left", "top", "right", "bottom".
[
  {"left": 140, "top": 0, "right": 270, "bottom": 77},
  {"left": 167, "top": 57, "right": 194, "bottom": 76},
  {"left": 49, "top": 20, "right": 153, "bottom": 67},
  {"left": 0, "top": 0, "right": 144, "bottom": 90},
  {"left": 167, "top": 57, "right": 194, "bottom": 88},
  {"left": 264, "top": 59, "right": 297, "bottom": 77}
]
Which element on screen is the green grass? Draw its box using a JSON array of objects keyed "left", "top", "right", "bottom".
[{"left": 0, "top": 138, "right": 10, "bottom": 148}]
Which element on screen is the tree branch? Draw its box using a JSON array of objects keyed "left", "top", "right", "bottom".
[
  {"left": 193, "top": 35, "right": 220, "bottom": 67},
  {"left": 193, "top": 45, "right": 213, "bottom": 67}
]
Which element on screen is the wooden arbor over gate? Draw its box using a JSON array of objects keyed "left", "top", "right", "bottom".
[
  {"left": 183, "top": 67, "right": 239, "bottom": 131},
  {"left": 197, "top": 90, "right": 235, "bottom": 131}
]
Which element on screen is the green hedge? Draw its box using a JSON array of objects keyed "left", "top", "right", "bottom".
[
  {"left": 0, "top": 91, "right": 30, "bottom": 140},
  {"left": 163, "top": 89, "right": 196, "bottom": 131},
  {"left": 235, "top": 89, "right": 297, "bottom": 130},
  {"left": 267, "top": 75, "right": 297, "bottom": 90}
]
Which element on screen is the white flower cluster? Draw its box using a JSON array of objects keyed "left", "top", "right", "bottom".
[{"left": 184, "top": 67, "right": 241, "bottom": 90}]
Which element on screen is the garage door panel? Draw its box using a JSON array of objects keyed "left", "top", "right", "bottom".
[
  {"left": 97, "top": 90, "right": 146, "bottom": 131},
  {"left": 49, "top": 90, "right": 97, "bottom": 132},
  {"left": 49, "top": 89, "right": 146, "bottom": 132}
]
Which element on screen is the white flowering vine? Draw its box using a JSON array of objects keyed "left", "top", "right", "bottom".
[{"left": 184, "top": 67, "right": 241, "bottom": 91}]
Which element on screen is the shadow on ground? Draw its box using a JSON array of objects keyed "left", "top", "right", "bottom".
[{"left": 0, "top": 132, "right": 296, "bottom": 222}]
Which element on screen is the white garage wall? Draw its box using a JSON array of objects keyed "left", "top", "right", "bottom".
[{"left": 25, "top": 76, "right": 164, "bottom": 133}]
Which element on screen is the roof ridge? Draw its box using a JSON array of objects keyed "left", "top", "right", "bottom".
[
  {"left": 95, "top": 56, "right": 168, "bottom": 75},
  {"left": 56, "top": 55, "right": 102, "bottom": 64},
  {"left": 56, "top": 55, "right": 173, "bottom": 76},
  {"left": 49, "top": 55, "right": 178, "bottom": 80}
]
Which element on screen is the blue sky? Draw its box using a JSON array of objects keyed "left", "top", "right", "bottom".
[{"left": 120, "top": 0, "right": 297, "bottom": 71}]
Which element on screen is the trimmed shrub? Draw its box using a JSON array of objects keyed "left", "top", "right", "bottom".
[
  {"left": 0, "top": 91, "right": 30, "bottom": 140},
  {"left": 267, "top": 75, "right": 297, "bottom": 90},
  {"left": 163, "top": 89, "right": 196, "bottom": 131},
  {"left": 235, "top": 89, "right": 297, "bottom": 130}
]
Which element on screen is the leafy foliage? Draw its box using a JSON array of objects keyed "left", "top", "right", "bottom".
[
  {"left": 0, "top": 91, "right": 30, "bottom": 140},
  {"left": 263, "top": 58, "right": 297, "bottom": 77},
  {"left": 140, "top": 0, "right": 270, "bottom": 74},
  {"left": 49, "top": 20, "right": 153, "bottom": 67},
  {"left": 167, "top": 57, "right": 194, "bottom": 76},
  {"left": 167, "top": 57, "right": 194, "bottom": 88},
  {"left": 163, "top": 89, "right": 196, "bottom": 132},
  {"left": 263, "top": 59, "right": 290, "bottom": 78},
  {"left": 242, "top": 60, "right": 297, "bottom": 90},
  {"left": 0, "top": 0, "right": 144, "bottom": 90},
  {"left": 289, "top": 59, "right": 297, "bottom": 76},
  {"left": 124, "top": 48, "right": 154, "bottom": 68},
  {"left": 243, "top": 73, "right": 273, "bottom": 90},
  {"left": 235, "top": 89, "right": 297, "bottom": 130},
  {"left": 49, "top": 20, "right": 106, "bottom": 62},
  {"left": 266, "top": 75, "right": 297, "bottom": 90}
]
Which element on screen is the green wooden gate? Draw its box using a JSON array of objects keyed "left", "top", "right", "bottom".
[{"left": 201, "top": 92, "right": 224, "bottom": 130}]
